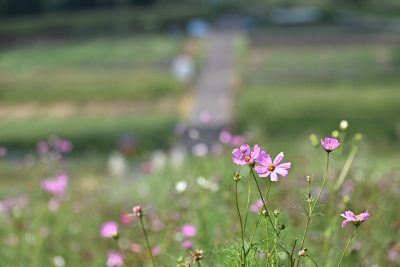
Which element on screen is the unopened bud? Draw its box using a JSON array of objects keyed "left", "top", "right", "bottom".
[
  {"left": 132, "top": 206, "right": 143, "bottom": 217},
  {"left": 354, "top": 133, "right": 362, "bottom": 142},
  {"left": 339, "top": 120, "right": 348, "bottom": 130},
  {"left": 298, "top": 248, "right": 307, "bottom": 256},
  {"left": 309, "top": 134, "right": 319, "bottom": 146},
  {"left": 279, "top": 224, "right": 286, "bottom": 231},
  {"left": 233, "top": 173, "right": 241, "bottom": 181},
  {"left": 192, "top": 249, "right": 204, "bottom": 262},
  {"left": 273, "top": 209, "right": 280, "bottom": 217},
  {"left": 261, "top": 209, "right": 268, "bottom": 217},
  {"left": 331, "top": 130, "right": 339, "bottom": 138},
  {"left": 305, "top": 175, "right": 313, "bottom": 183}
]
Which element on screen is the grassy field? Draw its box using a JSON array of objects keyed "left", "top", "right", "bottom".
[
  {"left": 237, "top": 36, "right": 400, "bottom": 155},
  {"left": 0, "top": 24, "right": 400, "bottom": 267},
  {"left": 0, "top": 34, "right": 194, "bottom": 150}
]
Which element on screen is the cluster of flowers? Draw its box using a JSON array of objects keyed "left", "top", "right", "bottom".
[
  {"left": 232, "top": 144, "right": 291, "bottom": 182},
  {"left": 232, "top": 137, "right": 369, "bottom": 230},
  {"left": 41, "top": 174, "right": 69, "bottom": 211},
  {"left": 36, "top": 136, "right": 73, "bottom": 161}
]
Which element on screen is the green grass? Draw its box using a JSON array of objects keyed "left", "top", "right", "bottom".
[
  {"left": 0, "top": 114, "right": 178, "bottom": 152},
  {"left": 238, "top": 41, "right": 400, "bottom": 155},
  {"left": 0, "top": 35, "right": 184, "bottom": 103}
]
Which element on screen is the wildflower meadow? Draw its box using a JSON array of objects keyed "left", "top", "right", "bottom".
[{"left": 1, "top": 1, "right": 400, "bottom": 266}]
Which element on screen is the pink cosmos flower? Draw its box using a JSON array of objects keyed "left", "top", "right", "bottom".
[
  {"left": 41, "top": 174, "right": 68, "bottom": 198},
  {"left": 182, "top": 240, "right": 193, "bottom": 249},
  {"left": 132, "top": 206, "right": 143, "bottom": 217},
  {"left": 255, "top": 151, "right": 291, "bottom": 182},
  {"left": 250, "top": 199, "right": 264, "bottom": 213},
  {"left": 152, "top": 245, "right": 161, "bottom": 256},
  {"left": 341, "top": 210, "right": 369, "bottom": 228},
  {"left": 131, "top": 243, "right": 143, "bottom": 253},
  {"left": 107, "top": 251, "right": 123, "bottom": 267},
  {"left": 100, "top": 221, "right": 118, "bottom": 238},
  {"left": 232, "top": 144, "right": 261, "bottom": 166},
  {"left": 321, "top": 137, "right": 340, "bottom": 152},
  {"left": 120, "top": 213, "right": 134, "bottom": 225},
  {"left": 181, "top": 224, "right": 197, "bottom": 238}
]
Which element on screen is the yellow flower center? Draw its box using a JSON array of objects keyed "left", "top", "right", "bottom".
[
  {"left": 268, "top": 164, "right": 275, "bottom": 171},
  {"left": 244, "top": 156, "right": 251, "bottom": 162}
]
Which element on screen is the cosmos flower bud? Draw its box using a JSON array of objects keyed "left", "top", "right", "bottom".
[
  {"left": 354, "top": 133, "right": 363, "bottom": 142},
  {"left": 233, "top": 172, "right": 241, "bottom": 181},
  {"left": 305, "top": 175, "right": 313, "bottom": 183},
  {"left": 192, "top": 249, "right": 204, "bottom": 262},
  {"left": 273, "top": 209, "right": 280, "bottom": 217},
  {"left": 339, "top": 120, "right": 348, "bottom": 130},
  {"left": 331, "top": 130, "right": 339, "bottom": 138},
  {"left": 298, "top": 248, "right": 307, "bottom": 257},
  {"left": 132, "top": 206, "right": 143, "bottom": 217}
]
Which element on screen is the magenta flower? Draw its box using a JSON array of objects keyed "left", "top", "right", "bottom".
[
  {"left": 100, "top": 221, "right": 118, "bottom": 238},
  {"left": 255, "top": 151, "right": 291, "bottom": 181},
  {"left": 321, "top": 137, "right": 340, "bottom": 152},
  {"left": 107, "top": 251, "right": 123, "bottom": 267},
  {"left": 232, "top": 144, "right": 261, "bottom": 166},
  {"left": 41, "top": 174, "right": 68, "bottom": 198},
  {"left": 181, "top": 224, "right": 197, "bottom": 238},
  {"left": 182, "top": 240, "right": 193, "bottom": 250},
  {"left": 341, "top": 210, "right": 369, "bottom": 228}
]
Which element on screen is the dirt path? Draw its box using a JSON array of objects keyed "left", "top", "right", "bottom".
[{"left": 181, "top": 16, "right": 244, "bottom": 150}]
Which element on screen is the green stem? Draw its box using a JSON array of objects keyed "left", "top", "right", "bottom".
[
  {"left": 139, "top": 216, "right": 157, "bottom": 267},
  {"left": 296, "top": 152, "right": 330, "bottom": 267},
  {"left": 235, "top": 181, "right": 246, "bottom": 266},
  {"left": 250, "top": 169, "right": 279, "bottom": 236},
  {"left": 337, "top": 228, "right": 357, "bottom": 267},
  {"left": 334, "top": 144, "right": 359, "bottom": 192},
  {"left": 312, "top": 152, "right": 330, "bottom": 211},
  {"left": 243, "top": 170, "right": 252, "bottom": 235},
  {"left": 245, "top": 212, "right": 262, "bottom": 256},
  {"left": 307, "top": 254, "right": 319, "bottom": 267}
]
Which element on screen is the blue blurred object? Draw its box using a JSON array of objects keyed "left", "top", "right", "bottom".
[{"left": 187, "top": 19, "right": 210, "bottom": 38}]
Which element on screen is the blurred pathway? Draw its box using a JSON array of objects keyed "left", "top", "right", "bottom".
[{"left": 181, "top": 16, "right": 244, "bottom": 151}]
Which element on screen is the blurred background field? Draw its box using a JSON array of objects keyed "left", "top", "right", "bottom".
[{"left": 0, "top": 0, "right": 399, "bottom": 266}]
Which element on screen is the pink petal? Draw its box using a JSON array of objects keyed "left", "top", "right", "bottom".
[
  {"left": 232, "top": 148, "right": 242, "bottom": 159},
  {"left": 251, "top": 144, "right": 261, "bottom": 159},
  {"left": 273, "top": 152, "right": 284, "bottom": 165},
  {"left": 274, "top": 167, "right": 288, "bottom": 177},
  {"left": 270, "top": 172, "right": 278, "bottom": 182},
  {"left": 277, "top": 162, "right": 291, "bottom": 170},
  {"left": 257, "top": 151, "right": 271, "bottom": 167},
  {"left": 358, "top": 211, "right": 369, "bottom": 222},
  {"left": 342, "top": 219, "right": 350, "bottom": 228},
  {"left": 344, "top": 211, "right": 357, "bottom": 221}
]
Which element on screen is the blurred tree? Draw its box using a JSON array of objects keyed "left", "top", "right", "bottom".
[
  {"left": 129, "top": 0, "right": 157, "bottom": 6},
  {"left": 0, "top": 0, "right": 44, "bottom": 16}
]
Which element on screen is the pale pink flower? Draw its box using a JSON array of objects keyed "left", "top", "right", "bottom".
[
  {"left": 152, "top": 246, "right": 161, "bottom": 256},
  {"left": 41, "top": 174, "right": 68, "bottom": 198},
  {"left": 250, "top": 199, "right": 264, "bottom": 213},
  {"left": 100, "top": 221, "right": 118, "bottom": 238},
  {"left": 131, "top": 243, "right": 143, "bottom": 253},
  {"left": 321, "top": 137, "right": 340, "bottom": 152},
  {"left": 219, "top": 129, "right": 232, "bottom": 144},
  {"left": 120, "top": 213, "right": 134, "bottom": 225},
  {"left": 255, "top": 151, "right": 291, "bottom": 181},
  {"left": 181, "top": 224, "right": 197, "bottom": 238},
  {"left": 107, "top": 251, "right": 123, "bottom": 267},
  {"left": 182, "top": 240, "right": 193, "bottom": 249},
  {"left": 132, "top": 206, "right": 143, "bottom": 217},
  {"left": 341, "top": 210, "right": 369, "bottom": 228},
  {"left": 232, "top": 144, "right": 261, "bottom": 166}
]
